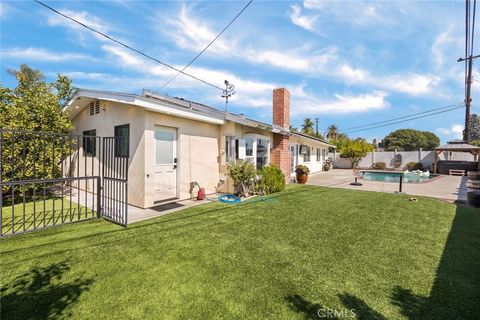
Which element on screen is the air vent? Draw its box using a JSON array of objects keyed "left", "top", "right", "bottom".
[{"left": 89, "top": 100, "right": 101, "bottom": 116}]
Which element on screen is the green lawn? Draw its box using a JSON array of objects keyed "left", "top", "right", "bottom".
[
  {"left": 1, "top": 185, "right": 479, "bottom": 319},
  {"left": 1, "top": 197, "right": 95, "bottom": 236}
]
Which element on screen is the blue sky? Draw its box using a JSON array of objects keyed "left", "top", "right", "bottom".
[{"left": 1, "top": 0, "right": 479, "bottom": 143}]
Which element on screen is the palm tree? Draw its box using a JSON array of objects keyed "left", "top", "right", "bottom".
[
  {"left": 326, "top": 124, "right": 339, "bottom": 141},
  {"left": 301, "top": 118, "right": 315, "bottom": 136},
  {"left": 289, "top": 125, "right": 298, "bottom": 133},
  {"left": 7, "top": 64, "right": 43, "bottom": 83}
]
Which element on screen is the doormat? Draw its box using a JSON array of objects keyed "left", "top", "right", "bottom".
[{"left": 150, "top": 202, "right": 184, "bottom": 212}]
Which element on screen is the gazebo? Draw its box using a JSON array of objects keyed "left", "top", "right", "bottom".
[{"left": 433, "top": 140, "right": 480, "bottom": 174}]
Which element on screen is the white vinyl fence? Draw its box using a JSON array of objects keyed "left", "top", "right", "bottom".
[{"left": 329, "top": 149, "right": 477, "bottom": 169}]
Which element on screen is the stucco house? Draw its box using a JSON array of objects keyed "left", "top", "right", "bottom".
[{"left": 64, "top": 88, "right": 334, "bottom": 208}]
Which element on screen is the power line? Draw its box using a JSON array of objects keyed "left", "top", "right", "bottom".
[
  {"left": 343, "top": 104, "right": 465, "bottom": 134},
  {"left": 151, "top": 0, "right": 254, "bottom": 95},
  {"left": 341, "top": 102, "right": 465, "bottom": 131},
  {"left": 34, "top": 0, "right": 225, "bottom": 92}
]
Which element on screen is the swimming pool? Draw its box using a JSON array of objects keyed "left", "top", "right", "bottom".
[{"left": 360, "top": 171, "right": 436, "bottom": 183}]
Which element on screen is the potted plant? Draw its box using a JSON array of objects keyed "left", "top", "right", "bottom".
[{"left": 295, "top": 165, "right": 310, "bottom": 184}]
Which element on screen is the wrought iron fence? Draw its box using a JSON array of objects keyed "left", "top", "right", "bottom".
[{"left": 0, "top": 129, "right": 102, "bottom": 236}]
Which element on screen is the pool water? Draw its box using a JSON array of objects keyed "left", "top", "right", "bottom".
[{"left": 360, "top": 171, "right": 434, "bottom": 183}]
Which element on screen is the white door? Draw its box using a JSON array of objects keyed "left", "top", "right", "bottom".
[{"left": 154, "top": 126, "right": 177, "bottom": 201}]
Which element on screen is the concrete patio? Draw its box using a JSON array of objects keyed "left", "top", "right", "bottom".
[
  {"left": 307, "top": 169, "right": 467, "bottom": 202},
  {"left": 69, "top": 188, "right": 214, "bottom": 224}
]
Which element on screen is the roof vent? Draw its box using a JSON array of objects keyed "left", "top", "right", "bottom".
[{"left": 89, "top": 100, "right": 100, "bottom": 116}]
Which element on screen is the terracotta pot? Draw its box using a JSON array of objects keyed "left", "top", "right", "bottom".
[{"left": 296, "top": 173, "right": 308, "bottom": 184}]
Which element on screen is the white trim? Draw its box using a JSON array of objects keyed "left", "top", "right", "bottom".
[
  {"left": 244, "top": 133, "right": 271, "bottom": 169},
  {"left": 65, "top": 89, "right": 224, "bottom": 125}
]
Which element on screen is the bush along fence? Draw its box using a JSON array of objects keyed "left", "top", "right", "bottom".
[{"left": 329, "top": 149, "right": 478, "bottom": 170}]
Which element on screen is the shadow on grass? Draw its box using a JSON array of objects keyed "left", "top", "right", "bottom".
[
  {"left": 285, "top": 294, "right": 337, "bottom": 320},
  {"left": 337, "top": 204, "right": 480, "bottom": 320},
  {"left": 389, "top": 204, "right": 480, "bottom": 320},
  {"left": 338, "top": 293, "right": 386, "bottom": 320},
  {"left": 1, "top": 261, "right": 94, "bottom": 320}
]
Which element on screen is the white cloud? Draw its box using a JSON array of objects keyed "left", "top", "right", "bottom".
[
  {"left": 47, "top": 9, "right": 109, "bottom": 32},
  {"left": 339, "top": 64, "right": 439, "bottom": 95},
  {"left": 302, "top": 1, "right": 394, "bottom": 26},
  {"left": 0, "top": 47, "right": 95, "bottom": 62},
  {"left": 46, "top": 9, "right": 111, "bottom": 43},
  {"left": 157, "top": 4, "right": 336, "bottom": 74},
  {"left": 290, "top": 4, "right": 318, "bottom": 31},
  {"left": 97, "top": 44, "right": 389, "bottom": 115},
  {"left": 303, "top": 0, "right": 324, "bottom": 10},
  {"left": 436, "top": 124, "right": 463, "bottom": 139},
  {"left": 292, "top": 91, "right": 389, "bottom": 115}
]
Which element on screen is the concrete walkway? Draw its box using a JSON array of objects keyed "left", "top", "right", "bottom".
[
  {"left": 69, "top": 188, "right": 214, "bottom": 224},
  {"left": 307, "top": 169, "right": 467, "bottom": 202},
  {"left": 128, "top": 198, "right": 212, "bottom": 224}
]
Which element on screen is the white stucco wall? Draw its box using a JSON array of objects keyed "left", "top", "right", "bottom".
[
  {"left": 143, "top": 111, "right": 221, "bottom": 207},
  {"left": 70, "top": 100, "right": 146, "bottom": 208},
  {"left": 289, "top": 135, "right": 331, "bottom": 175}
]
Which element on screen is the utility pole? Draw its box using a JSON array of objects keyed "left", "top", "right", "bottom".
[
  {"left": 458, "top": 54, "right": 480, "bottom": 142},
  {"left": 315, "top": 118, "right": 319, "bottom": 136}
]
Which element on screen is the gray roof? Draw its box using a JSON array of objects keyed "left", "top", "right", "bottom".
[{"left": 435, "top": 140, "right": 480, "bottom": 151}]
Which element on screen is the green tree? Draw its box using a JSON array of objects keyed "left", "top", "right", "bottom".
[
  {"left": 1, "top": 65, "right": 75, "bottom": 199},
  {"left": 383, "top": 129, "right": 440, "bottom": 151},
  {"left": 469, "top": 114, "right": 480, "bottom": 141},
  {"left": 301, "top": 118, "right": 315, "bottom": 136},
  {"left": 326, "top": 124, "right": 339, "bottom": 141},
  {"left": 338, "top": 138, "right": 374, "bottom": 168},
  {"left": 289, "top": 125, "right": 298, "bottom": 133}
]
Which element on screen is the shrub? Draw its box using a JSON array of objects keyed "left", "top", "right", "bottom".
[
  {"left": 406, "top": 162, "right": 424, "bottom": 171},
  {"left": 228, "top": 161, "right": 257, "bottom": 197},
  {"left": 295, "top": 164, "right": 310, "bottom": 175},
  {"left": 372, "top": 162, "right": 386, "bottom": 170},
  {"left": 257, "top": 165, "right": 285, "bottom": 194}
]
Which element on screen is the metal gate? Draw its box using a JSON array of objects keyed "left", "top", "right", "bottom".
[
  {"left": 101, "top": 137, "right": 128, "bottom": 226},
  {"left": 0, "top": 129, "right": 129, "bottom": 237}
]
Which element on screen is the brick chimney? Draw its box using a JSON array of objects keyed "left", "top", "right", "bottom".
[
  {"left": 272, "top": 88, "right": 290, "bottom": 129},
  {"left": 271, "top": 88, "right": 291, "bottom": 182}
]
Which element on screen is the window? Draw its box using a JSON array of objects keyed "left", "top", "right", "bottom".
[
  {"left": 303, "top": 147, "right": 311, "bottom": 162},
  {"left": 114, "top": 124, "right": 129, "bottom": 158},
  {"left": 83, "top": 129, "right": 96, "bottom": 157},
  {"left": 241, "top": 134, "right": 270, "bottom": 169},
  {"left": 245, "top": 137, "right": 254, "bottom": 157},
  {"left": 154, "top": 128, "right": 174, "bottom": 164},
  {"left": 256, "top": 138, "right": 269, "bottom": 169},
  {"left": 316, "top": 148, "right": 321, "bottom": 161},
  {"left": 225, "top": 136, "right": 236, "bottom": 163},
  {"left": 89, "top": 100, "right": 100, "bottom": 116}
]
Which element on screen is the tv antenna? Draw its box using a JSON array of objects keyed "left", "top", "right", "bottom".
[{"left": 221, "top": 80, "right": 235, "bottom": 112}]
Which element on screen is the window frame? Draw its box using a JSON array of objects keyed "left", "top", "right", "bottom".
[
  {"left": 83, "top": 129, "right": 97, "bottom": 157},
  {"left": 243, "top": 133, "right": 271, "bottom": 170},
  {"left": 303, "top": 146, "right": 311, "bottom": 163},
  {"left": 114, "top": 124, "right": 130, "bottom": 158}
]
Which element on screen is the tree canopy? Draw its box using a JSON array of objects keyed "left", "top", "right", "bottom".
[
  {"left": 1, "top": 64, "right": 75, "bottom": 132},
  {"left": 337, "top": 137, "right": 374, "bottom": 168},
  {"left": 301, "top": 118, "right": 315, "bottom": 136},
  {"left": 1, "top": 65, "right": 76, "bottom": 195},
  {"left": 382, "top": 129, "right": 440, "bottom": 151}
]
